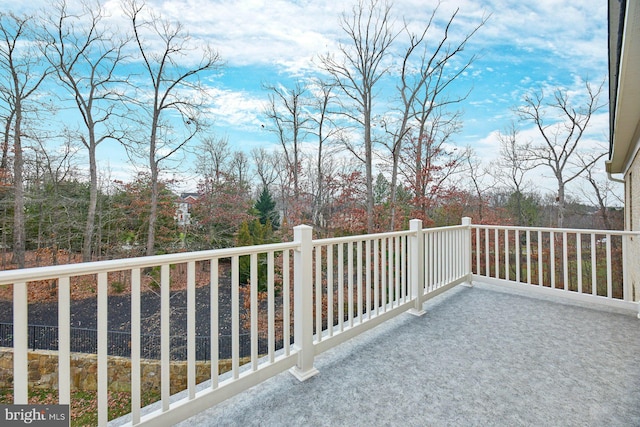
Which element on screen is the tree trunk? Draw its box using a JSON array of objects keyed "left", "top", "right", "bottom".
[
  {"left": 147, "top": 111, "right": 159, "bottom": 256},
  {"left": 364, "top": 107, "right": 374, "bottom": 233},
  {"left": 12, "top": 97, "right": 25, "bottom": 268},
  {"left": 83, "top": 138, "right": 98, "bottom": 261},
  {"left": 557, "top": 178, "right": 565, "bottom": 228}
]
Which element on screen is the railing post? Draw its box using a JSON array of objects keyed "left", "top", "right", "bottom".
[
  {"left": 408, "top": 219, "right": 426, "bottom": 316},
  {"left": 290, "top": 224, "right": 319, "bottom": 381},
  {"left": 462, "top": 217, "right": 473, "bottom": 286}
]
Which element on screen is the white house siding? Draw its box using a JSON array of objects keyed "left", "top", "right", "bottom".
[{"left": 626, "top": 147, "right": 640, "bottom": 301}]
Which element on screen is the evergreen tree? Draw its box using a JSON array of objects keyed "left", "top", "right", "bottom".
[
  {"left": 254, "top": 187, "right": 279, "bottom": 229},
  {"left": 236, "top": 218, "right": 275, "bottom": 290}
]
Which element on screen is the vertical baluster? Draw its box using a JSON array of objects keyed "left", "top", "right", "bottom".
[
  {"left": 327, "top": 245, "right": 333, "bottom": 336},
  {"left": 447, "top": 230, "right": 451, "bottom": 283},
  {"left": 577, "top": 233, "right": 582, "bottom": 293},
  {"left": 399, "top": 236, "right": 407, "bottom": 303},
  {"left": 374, "top": 239, "right": 379, "bottom": 315},
  {"left": 606, "top": 235, "right": 613, "bottom": 298},
  {"left": 504, "top": 230, "right": 509, "bottom": 281},
  {"left": 591, "top": 234, "right": 597, "bottom": 296},
  {"left": 445, "top": 231, "right": 451, "bottom": 283},
  {"left": 437, "top": 232, "right": 443, "bottom": 287},
  {"left": 457, "top": 229, "right": 463, "bottom": 280},
  {"left": 250, "top": 253, "right": 258, "bottom": 370},
  {"left": 450, "top": 230, "right": 455, "bottom": 281},
  {"left": 381, "top": 238, "right": 387, "bottom": 311},
  {"left": 388, "top": 238, "right": 394, "bottom": 305},
  {"left": 526, "top": 230, "right": 531, "bottom": 284},
  {"left": 484, "top": 228, "right": 489, "bottom": 277},
  {"left": 338, "top": 243, "right": 344, "bottom": 332},
  {"left": 13, "top": 282, "right": 27, "bottom": 404},
  {"left": 439, "top": 231, "right": 444, "bottom": 285},
  {"left": 394, "top": 236, "right": 400, "bottom": 305},
  {"left": 424, "top": 233, "right": 436, "bottom": 293},
  {"left": 131, "top": 269, "right": 141, "bottom": 423},
  {"left": 231, "top": 256, "right": 240, "bottom": 379},
  {"left": 515, "top": 231, "right": 521, "bottom": 283},
  {"left": 268, "top": 251, "right": 275, "bottom": 361},
  {"left": 348, "top": 241, "right": 354, "bottom": 327},
  {"left": 315, "top": 247, "right": 322, "bottom": 342},
  {"left": 187, "top": 261, "right": 196, "bottom": 400},
  {"left": 457, "top": 228, "right": 470, "bottom": 277},
  {"left": 494, "top": 228, "right": 499, "bottom": 279},
  {"left": 357, "top": 240, "right": 363, "bottom": 322},
  {"left": 450, "top": 230, "right": 455, "bottom": 282},
  {"left": 433, "top": 231, "right": 446, "bottom": 289},
  {"left": 210, "top": 258, "right": 219, "bottom": 388},
  {"left": 160, "top": 265, "right": 170, "bottom": 410},
  {"left": 282, "top": 251, "right": 291, "bottom": 354},
  {"left": 422, "top": 232, "right": 428, "bottom": 291},
  {"left": 327, "top": 245, "right": 334, "bottom": 337},
  {"left": 58, "top": 277, "right": 70, "bottom": 406},
  {"left": 424, "top": 232, "right": 431, "bottom": 292},
  {"left": 475, "top": 228, "right": 480, "bottom": 275},
  {"left": 401, "top": 235, "right": 407, "bottom": 300},
  {"left": 550, "top": 232, "right": 555, "bottom": 289},
  {"left": 439, "top": 231, "right": 444, "bottom": 286},
  {"left": 97, "top": 272, "right": 109, "bottom": 424},
  {"left": 538, "top": 231, "right": 543, "bottom": 286},
  {"left": 451, "top": 230, "right": 456, "bottom": 281},
  {"left": 366, "top": 240, "right": 371, "bottom": 319},
  {"left": 429, "top": 232, "right": 435, "bottom": 290},
  {"left": 563, "top": 232, "right": 569, "bottom": 291}
]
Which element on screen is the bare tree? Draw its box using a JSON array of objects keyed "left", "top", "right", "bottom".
[
  {"left": 516, "top": 80, "right": 605, "bottom": 227},
  {"left": 493, "top": 123, "right": 534, "bottom": 225},
  {"left": 577, "top": 148, "right": 620, "bottom": 230},
  {"left": 42, "top": 0, "right": 130, "bottom": 261},
  {"left": 307, "top": 79, "right": 339, "bottom": 228},
  {"left": 229, "top": 150, "right": 249, "bottom": 189},
  {"left": 0, "top": 12, "right": 50, "bottom": 267},
  {"left": 251, "top": 146, "right": 280, "bottom": 190},
  {"left": 124, "top": 0, "right": 222, "bottom": 255},
  {"left": 25, "top": 134, "right": 80, "bottom": 265},
  {"left": 383, "top": 6, "right": 486, "bottom": 230},
  {"left": 196, "top": 136, "right": 231, "bottom": 185},
  {"left": 319, "top": 0, "right": 398, "bottom": 232},
  {"left": 465, "top": 147, "right": 493, "bottom": 223},
  {"left": 262, "top": 82, "right": 309, "bottom": 202},
  {"left": 400, "top": 106, "right": 466, "bottom": 221}
]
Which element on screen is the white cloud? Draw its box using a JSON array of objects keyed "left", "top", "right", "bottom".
[
  {"left": 0, "top": 0, "right": 611, "bottom": 194},
  {"left": 207, "top": 87, "right": 265, "bottom": 129}
]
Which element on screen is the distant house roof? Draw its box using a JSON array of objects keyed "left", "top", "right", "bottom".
[
  {"left": 180, "top": 193, "right": 199, "bottom": 204},
  {"left": 607, "top": 0, "right": 640, "bottom": 174}
]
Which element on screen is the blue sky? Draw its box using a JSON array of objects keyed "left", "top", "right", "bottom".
[{"left": 3, "top": 0, "right": 611, "bottom": 197}]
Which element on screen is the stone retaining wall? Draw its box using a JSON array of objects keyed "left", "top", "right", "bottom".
[{"left": 0, "top": 348, "right": 244, "bottom": 395}]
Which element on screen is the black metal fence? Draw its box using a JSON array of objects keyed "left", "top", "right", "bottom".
[{"left": 0, "top": 322, "right": 272, "bottom": 361}]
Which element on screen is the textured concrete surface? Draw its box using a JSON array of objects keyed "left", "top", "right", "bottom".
[{"left": 177, "top": 282, "right": 640, "bottom": 427}]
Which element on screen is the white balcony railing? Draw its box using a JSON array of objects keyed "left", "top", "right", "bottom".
[
  {"left": 471, "top": 224, "right": 638, "bottom": 312},
  {"left": 0, "top": 218, "right": 637, "bottom": 426}
]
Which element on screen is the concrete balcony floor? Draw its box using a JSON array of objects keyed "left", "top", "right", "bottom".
[{"left": 177, "top": 282, "right": 640, "bottom": 427}]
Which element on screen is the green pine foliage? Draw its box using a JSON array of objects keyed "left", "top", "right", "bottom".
[
  {"left": 237, "top": 218, "right": 277, "bottom": 291},
  {"left": 254, "top": 187, "right": 279, "bottom": 229}
]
